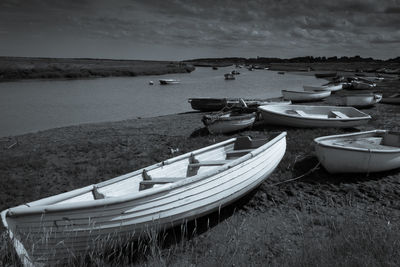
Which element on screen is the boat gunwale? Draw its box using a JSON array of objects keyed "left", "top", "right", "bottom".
[
  {"left": 257, "top": 105, "right": 372, "bottom": 121},
  {"left": 314, "top": 130, "right": 400, "bottom": 153},
  {"left": 281, "top": 90, "right": 331, "bottom": 96},
  {"left": 4, "top": 132, "right": 287, "bottom": 217}
]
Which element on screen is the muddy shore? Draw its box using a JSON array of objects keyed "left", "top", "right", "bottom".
[{"left": 1, "top": 67, "right": 400, "bottom": 265}]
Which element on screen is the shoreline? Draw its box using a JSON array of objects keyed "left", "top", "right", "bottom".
[
  {"left": 0, "top": 56, "right": 195, "bottom": 81},
  {"left": 1, "top": 67, "right": 400, "bottom": 265}
]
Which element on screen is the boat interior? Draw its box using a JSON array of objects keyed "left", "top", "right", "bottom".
[
  {"left": 49, "top": 136, "right": 271, "bottom": 206},
  {"left": 320, "top": 131, "right": 400, "bottom": 151}
]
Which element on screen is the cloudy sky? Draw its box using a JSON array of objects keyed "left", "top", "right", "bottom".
[{"left": 1, "top": 0, "right": 399, "bottom": 60}]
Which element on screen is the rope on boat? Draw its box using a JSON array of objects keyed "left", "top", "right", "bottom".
[{"left": 268, "top": 161, "right": 321, "bottom": 187}]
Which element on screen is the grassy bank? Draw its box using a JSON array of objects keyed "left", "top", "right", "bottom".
[
  {"left": 0, "top": 57, "right": 195, "bottom": 81},
  {"left": 0, "top": 70, "right": 400, "bottom": 266}
]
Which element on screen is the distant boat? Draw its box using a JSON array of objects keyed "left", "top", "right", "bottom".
[
  {"left": 2, "top": 133, "right": 287, "bottom": 266},
  {"left": 281, "top": 90, "right": 331, "bottom": 102},
  {"left": 341, "top": 93, "right": 382, "bottom": 108},
  {"left": 314, "top": 130, "right": 400, "bottom": 173},
  {"left": 202, "top": 111, "right": 257, "bottom": 134},
  {"left": 212, "top": 66, "right": 218, "bottom": 70},
  {"left": 303, "top": 83, "right": 343, "bottom": 92},
  {"left": 277, "top": 71, "right": 285, "bottom": 75},
  {"left": 188, "top": 98, "right": 291, "bottom": 112},
  {"left": 258, "top": 104, "right": 371, "bottom": 128},
  {"left": 231, "top": 70, "right": 240, "bottom": 75},
  {"left": 315, "top": 72, "right": 337, "bottom": 78},
  {"left": 224, "top": 73, "right": 235, "bottom": 80},
  {"left": 381, "top": 93, "right": 400, "bottom": 105},
  {"left": 351, "top": 81, "right": 376, "bottom": 90},
  {"left": 149, "top": 81, "right": 154, "bottom": 85},
  {"left": 159, "top": 79, "right": 180, "bottom": 85}
]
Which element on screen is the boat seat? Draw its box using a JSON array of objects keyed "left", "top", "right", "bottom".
[
  {"left": 294, "top": 110, "right": 308, "bottom": 117},
  {"left": 139, "top": 177, "right": 186, "bottom": 191},
  {"left": 92, "top": 186, "right": 106, "bottom": 200},
  {"left": 226, "top": 149, "right": 253, "bottom": 159},
  {"left": 331, "top": 111, "right": 349, "bottom": 119}
]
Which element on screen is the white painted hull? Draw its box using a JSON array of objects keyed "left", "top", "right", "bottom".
[
  {"left": 258, "top": 104, "right": 371, "bottom": 128},
  {"left": 281, "top": 90, "right": 331, "bottom": 102},
  {"left": 204, "top": 113, "right": 256, "bottom": 134},
  {"left": 2, "top": 133, "right": 287, "bottom": 266},
  {"left": 342, "top": 93, "right": 382, "bottom": 107},
  {"left": 303, "top": 84, "right": 343, "bottom": 92},
  {"left": 314, "top": 130, "right": 400, "bottom": 173}
]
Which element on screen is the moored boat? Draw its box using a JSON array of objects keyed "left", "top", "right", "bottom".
[
  {"left": 303, "top": 83, "right": 343, "bottom": 92},
  {"left": 188, "top": 98, "right": 291, "bottom": 112},
  {"left": 202, "top": 111, "right": 257, "bottom": 134},
  {"left": 159, "top": 79, "right": 180, "bottom": 85},
  {"left": 281, "top": 89, "right": 331, "bottom": 102},
  {"left": 2, "top": 133, "right": 287, "bottom": 266},
  {"left": 314, "top": 130, "right": 400, "bottom": 173},
  {"left": 350, "top": 81, "right": 376, "bottom": 90},
  {"left": 258, "top": 104, "right": 371, "bottom": 128},
  {"left": 341, "top": 93, "right": 382, "bottom": 107},
  {"left": 224, "top": 73, "right": 235, "bottom": 80}
]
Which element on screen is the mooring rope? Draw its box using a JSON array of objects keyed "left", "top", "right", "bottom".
[{"left": 267, "top": 161, "right": 321, "bottom": 187}]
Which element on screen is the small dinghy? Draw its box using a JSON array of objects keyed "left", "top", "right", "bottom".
[
  {"left": 2, "top": 133, "right": 287, "bottom": 266},
  {"left": 315, "top": 72, "right": 337, "bottom": 78},
  {"left": 341, "top": 93, "right": 382, "bottom": 107},
  {"left": 159, "top": 79, "right": 180, "bottom": 85},
  {"left": 188, "top": 98, "right": 291, "bottom": 112},
  {"left": 202, "top": 111, "right": 257, "bottom": 134},
  {"left": 314, "top": 130, "right": 400, "bottom": 173},
  {"left": 281, "top": 89, "right": 331, "bottom": 102},
  {"left": 303, "top": 83, "right": 343, "bottom": 92},
  {"left": 381, "top": 93, "right": 400, "bottom": 105},
  {"left": 350, "top": 81, "right": 376, "bottom": 90},
  {"left": 224, "top": 73, "right": 235, "bottom": 80},
  {"left": 258, "top": 104, "right": 371, "bottom": 128}
]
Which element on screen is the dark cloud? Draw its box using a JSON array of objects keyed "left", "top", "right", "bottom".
[{"left": 0, "top": 0, "right": 399, "bottom": 59}]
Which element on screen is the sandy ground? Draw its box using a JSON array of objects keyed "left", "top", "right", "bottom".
[{"left": 0, "top": 70, "right": 400, "bottom": 265}]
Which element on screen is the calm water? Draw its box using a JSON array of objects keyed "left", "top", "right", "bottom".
[{"left": 0, "top": 67, "right": 322, "bottom": 137}]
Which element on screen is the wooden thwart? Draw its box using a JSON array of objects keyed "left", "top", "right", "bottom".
[{"left": 331, "top": 110, "right": 349, "bottom": 119}]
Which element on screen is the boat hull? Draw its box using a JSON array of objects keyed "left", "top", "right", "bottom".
[
  {"left": 282, "top": 90, "right": 331, "bottom": 102},
  {"left": 303, "top": 84, "right": 343, "bottom": 92},
  {"left": 188, "top": 98, "right": 291, "bottom": 112},
  {"left": 258, "top": 104, "right": 371, "bottom": 128},
  {"left": 314, "top": 130, "right": 400, "bottom": 173},
  {"left": 2, "top": 133, "right": 287, "bottom": 266},
  {"left": 342, "top": 93, "right": 382, "bottom": 107},
  {"left": 203, "top": 113, "right": 256, "bottom": 134}
]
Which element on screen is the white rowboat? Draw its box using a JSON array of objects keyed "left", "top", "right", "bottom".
[
  {"left": 303, "top": 84, "right": 343, "bottom": 92},
  {"left": 202, "top": 112, "right": 257, "bottom": 134},
  {"left": 341, "top": 93, "right": 382, "bottom": 107},
  {"left": 2, "top": 133, "right": 287, "bottom": 266},
  {"left": 281, "top": 90, "right": 331, "bottom": 102},
  {"left": 314, "top": 130, "right": 400, "bottom": 173},
  {"left": 258, "top": 104, "right": 371, "bottom": 128}
]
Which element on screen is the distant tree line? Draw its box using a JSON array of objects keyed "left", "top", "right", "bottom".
[{"left": 185, "top": 55, "right": 400, "bottom": 64}]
